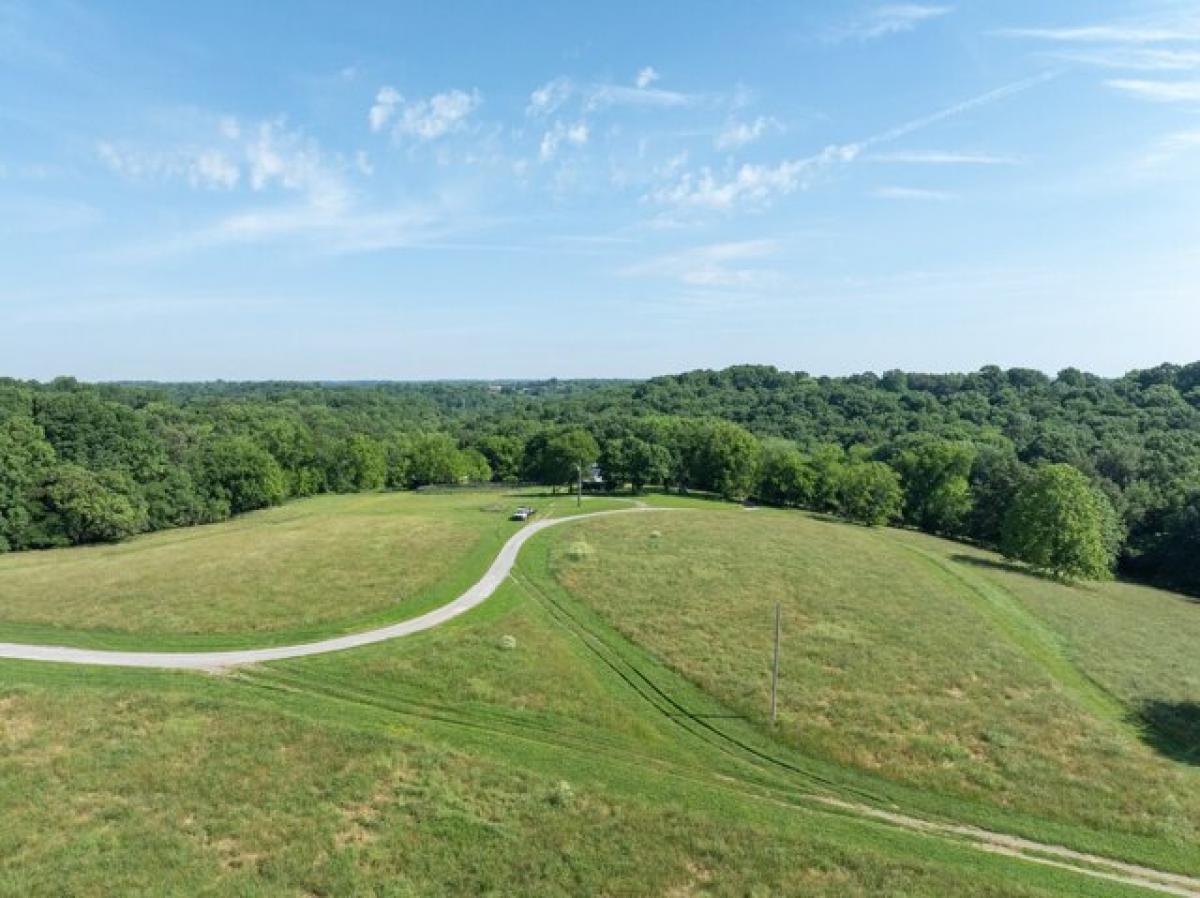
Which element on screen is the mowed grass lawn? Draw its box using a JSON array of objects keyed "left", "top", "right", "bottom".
[
  {"left": 542, "top": 507, "right": 1200, "bottom": 858},
  {"left": 0, "top": 583, "right": 1153, "bottom": 898},
  {"left": 0, "top": 498, "right": 1182, "bottom": 896},
  {"left": 0, "top": 490, "right": 528, "bottom": 648}
]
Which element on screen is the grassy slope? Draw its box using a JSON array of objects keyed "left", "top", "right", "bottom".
[
  {"left": 541, "top": 505, "right": 1200, "bottom": 871},
  {"left": 0, "top": 581, "right": 1149, "bottom": 898},
  {"left": 0, "top": 489, "right": 632, "bottom": 651},
  {"left": 0, "top": 494, "right": 1194, "bottom": 894}
]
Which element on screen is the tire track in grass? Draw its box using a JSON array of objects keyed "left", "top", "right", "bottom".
[{"left": 515, "top": 526, "right": 1200, "bottom": 897}]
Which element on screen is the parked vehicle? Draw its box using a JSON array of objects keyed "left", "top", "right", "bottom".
[{"left": 511, "top": 505, "right": 536, "bottom": 521}]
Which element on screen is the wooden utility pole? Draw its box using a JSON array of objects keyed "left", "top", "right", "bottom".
[{"left": 770, "top": 602, "right": 781, "bottom": 724}]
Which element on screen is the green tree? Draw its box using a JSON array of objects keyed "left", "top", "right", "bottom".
[
  {"left": 1001, "top": 464, "right": 1119, "bottom": 581},
  {"left": 325, "top": 434, "right": 387, "bottom": 492},
  {"left": 476, "top": 435, "right": 524, "bottom": 482},
  {"left": 36, "top": 464, "right": 148, "bottom": 545},
  {"left": 195, "top": 436, "right": 286, "bottom": 515},
  {"left": 808, "top": 444, "right": 847, "bottom": 513},
  {"left": 523, "top": 428, "right": 599, "bottom": 491},
  {"left": 457, "top": 448, "right": 493, "bottom": 483},
  {"left": 407, "top": 433, "right": 465, "bottom": 487},
  {"left": 599, "top": 436, "right": 672, "bottom": 493},
  {"left": 837, "top": 462, "right": 903, "bottom": 526},
  {"left": 0, "top": 416, "right": 57, "bottom": 551},
  {"left": 756, "top": 440, "right": 814, "bottom": 506},
  {"left": 626, "top": 437, "right": 672, "bottom": 492},
  {"left": 681, "top": 420, "right": 760, "bottom": 499},
  {"left": 966, "top": 444, "right": 1026, "bottom": 545},
  {"left": 384, "top": 434, "right": 413, "bottom": 489},
  {"left": 896, "top": 441, "right": 976, "bottom": 535}
]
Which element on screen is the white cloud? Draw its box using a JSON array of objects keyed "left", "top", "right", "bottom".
[
  {"left": 586, "top": 83, "right": 694, "bottom": 111},
  {"left": 527, "top": 77, "right": 573, "bottom": 116},
  {"left": 355, "top": 150, "right": 374, "bottom": 176},
  {"left": 1135, "top": 129, "right": 1200, "bottom": 169},
  {"left": 392, "top": 88, "right": 481, "bottom": 140},
  {"left": 872, "top": 186, "right": 954, "bottom": 200},
  {"left": 246, "top": 121, "right": 321, "bottom": 191},
  {"left": 369, "top": 86, "right": 481, "bottom": 140},
  {"left": 867, "top": 70, "right": 1058, "bottom": 146},
  {"left": 651, "top": 72, "right": 1050, "bottom": 212},
  {"left": 635, "top": 66, "right": 660, "bottom": 89},
  {"left": 369, "top": 85, "right": 401, "bottom": 132},
  {"left": 650, "top": 143, "right": 861, "bottom": 210},
  {"left": 621, "top": 239, "right": 781, "bottom": 289},
  {"left": 1107, "top": 79, "right": 1200, "bottom": 102},
  {"left": 867, "top": 150, "right": 1020, "bottom": 165},
  {"left": 998, "top": 25, "right": 1200, "bottom": 44},
  {"left": 1049, "top": 48, "right": 1200, "bottom": 71},
  {"left": 97, "top": 141, "right": 240, "bottom": 190},
  {"left": 715, "top": 116, "right": 781, "bottom": 150},
  {"left": 538, "top": 121, "right": 589, "bottom": 162},
  {"left": 219, "top": 116, "right": 241, "bottom": 140},
  {"left": 190, "top": 150, "right": 240, "bottom": 189},
  {"left": 833, "top": 5, "right": 954, "bottom": 41}
]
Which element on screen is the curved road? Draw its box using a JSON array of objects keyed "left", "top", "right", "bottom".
[{"left": 0, "top": 507, "right": 669, "bottom": 672}]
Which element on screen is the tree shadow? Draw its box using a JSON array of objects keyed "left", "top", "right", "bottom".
[
  {"left": 1133, "top": 701, "right": 1200, "bottom": 765},
  {"left": 949, "top": 553, "right": 1070, "bottom": 585}
]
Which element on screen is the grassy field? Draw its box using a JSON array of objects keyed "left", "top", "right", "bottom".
[
  {"left": 0, "top": 585, "right": 1157, "bottom": 898},
  {"left": 0, "top": 489, "right": 630, "bottom": 650},
  {"left": 0, "top": 492, "right": 1197, "bottom": 895},
  {"left": 540, "top": 506, "right": 1200, "bottom": 868}
]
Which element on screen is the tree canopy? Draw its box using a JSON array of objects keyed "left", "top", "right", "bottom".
[{"left": 0, "top": 362, "right": 1197, "bottom": 593}]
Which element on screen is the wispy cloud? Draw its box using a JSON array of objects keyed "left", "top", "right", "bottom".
[
  {"left": 369, "top": 87, "right": 482, "bottom": 140},
  {"left": 649, "top": 144, "right": 861, "bottom": 210},
  {"left": 369, "top": 86, "right": 401, "bottom": 132},
  {"left": 538, "top": 121, "right": 588, "bottom": 161},
  {"left": 586, "top": 83, "right": 695, "bottom": 111},
  {"left": 998, "top": 25, "right": 1200, "bottom": 44},
  {"left": 635, "top": 66, "right": 660, "bottom": 89},
  {"left": 96, "top": 141, "right": 240, "bottom": 190},
  {"left": 1135, "top": 128, "right": 1200, "bottom": 169},
  {"left": 866, "top": 70, "right": 1058, "bottom": 145},
  {"left": 715, "top": 116, "right": 782, "bottom": 150},
  {"left": 830, "top": 5, "right": 954, "bottom": 42},
  {"left": 1048, "top": 48, "right": 1200, "bottom": 71},
  {"left": 621, "top": 239, "right": 781, "bottom": 289},
  {"left": 527, "top": 77, "right": 573, "bottom": 116},
  {"left": 652, "top": 71, "right": 1052, "bottom": 210},
  {"left": 1107, "top": 79, "right": 1200, "bottom": 102},
  {"left": 867, "top": 150, "right": 1021, "bottom": 165},
  {"left": 872, "top": 185, "right": 954, "bottom": 200}
]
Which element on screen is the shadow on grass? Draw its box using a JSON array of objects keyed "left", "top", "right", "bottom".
[
  {"left": 1133, "top": 701, "right": 1200, "bottom": 766},
  {"left": 949, "top": 553, "right": 1069, "bottom": 585}
]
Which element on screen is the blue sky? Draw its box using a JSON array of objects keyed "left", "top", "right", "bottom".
[{"left": 2, "top": 0, "right": 1199, "bottom": 380}]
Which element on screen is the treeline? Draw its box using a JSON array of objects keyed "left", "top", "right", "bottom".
[
  {"left": 1, "top": 363, "right": 1198, "bottom": 594},
  {"left": 0, "top": 378, "right": 496, "bottom": 550},
  {"left": 467, "top": 363, "right": 1200, "bottom": 592}
]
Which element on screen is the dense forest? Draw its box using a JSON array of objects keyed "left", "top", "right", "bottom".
[{"left": 1, "top": 363, "right": 1197, "bottom": 594}]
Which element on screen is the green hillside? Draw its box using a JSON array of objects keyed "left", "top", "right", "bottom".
[
  {"left": 1, "top": 490, "right": 1197, "bottom": 896},
  {"left": 541, "top": 508, "right": 1200, "bottom": 858}
]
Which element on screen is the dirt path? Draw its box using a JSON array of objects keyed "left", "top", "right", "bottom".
[
  {"left": 811, "top": 797, "right": 1200, "bottom": 897},
  {"left": 0, "top": 507, "right": 672, "bottom": 672}
]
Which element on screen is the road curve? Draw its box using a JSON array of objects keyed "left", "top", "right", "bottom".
[{"left": 0, "top": 507, "right": 671, "bottom": 672}]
